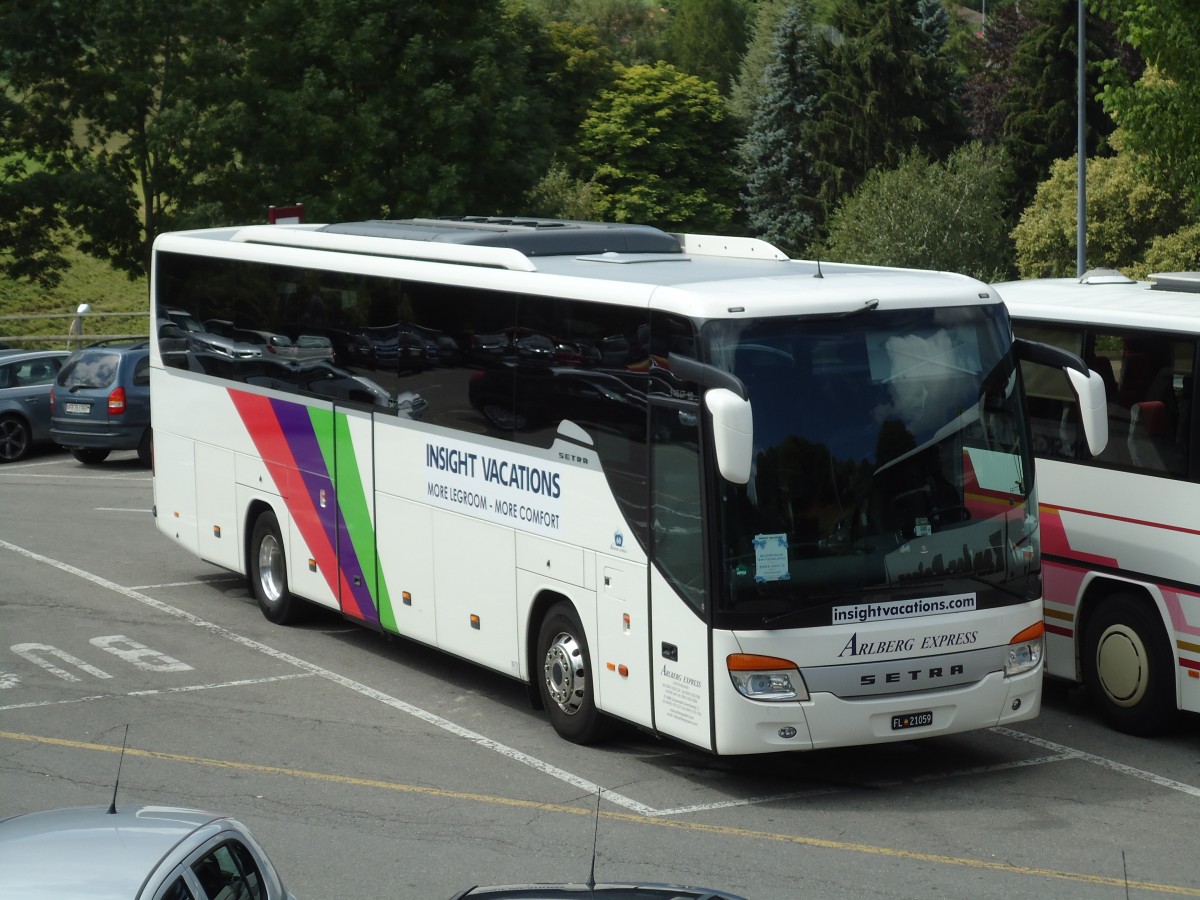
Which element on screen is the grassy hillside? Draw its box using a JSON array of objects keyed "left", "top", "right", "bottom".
[{"left": 0, "top": 246, "right": 148, "bottom": 349}]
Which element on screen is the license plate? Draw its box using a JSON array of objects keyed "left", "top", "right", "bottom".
[
  {"left": 65, "top": 402, "right": 91, "bottom": 414},
  {"left": 891, "top": 711, "right": 933, "bottom": 731}
]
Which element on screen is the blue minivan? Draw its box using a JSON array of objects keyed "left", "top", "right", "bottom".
[{"left": 50, "top": 341, "right": 152, "bottom": 466}]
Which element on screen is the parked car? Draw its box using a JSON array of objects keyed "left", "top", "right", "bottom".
[
  {"left": 0, "top": 350, "right": 70, "bottom": 462},
  {"left": 50, "top": 341, "right": 152, "bottom": 466},
  {"left": 291, "top": 334, "right": 334, "bottom": 362},
  {"left": 0, "top": 804, "right": 295, "bottom": 900}
]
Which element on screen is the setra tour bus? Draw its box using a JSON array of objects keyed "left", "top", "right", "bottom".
[
  {"left": 149, "top": 217, "right": 1106, "bottom": 754},
  {"left": 999, "top": 270, "right": 1200, "bottom": 735}
]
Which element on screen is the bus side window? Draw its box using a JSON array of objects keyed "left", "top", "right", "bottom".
[
  {"left": 1103, "top": 331, "right": 1194, "bottom": 478},
  {"left": 1013, "top": 323, "right": 1086, "bottom": 461}
]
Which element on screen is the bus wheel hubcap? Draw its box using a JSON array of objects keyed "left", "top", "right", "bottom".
[
  {"left": 544, "top": 632, "right": 585, "bottom": 715},
  {"left": 258, "top": 534, "right": 285, "bottom": 603},
  {"left": 1096, "top": 624, "right": 1147, "bottom": 707}
]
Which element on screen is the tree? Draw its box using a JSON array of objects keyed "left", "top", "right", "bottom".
[
  {"left": 738, "top": 1, "right": 823, "bottom": 253},
  {"left": 967, "top": 0, "right": 1131, "bottom": 219},
  {"left": 0, "top": 0, "right": 249, "bottom": 276},
  {"left": 821, "top": 142, "right": 1014, "bottom": 281},
  {"left": 207, "top": 0, "right": 559, "bottom": 225},
  {"left": 1011, "top": 146, "right": 1192, "bottom": 278},
  {"left": 575, "top": 62, "right": 740, "bottom": 231},
  {"left": 664, "top": 0, "right": 749, "bottom": 95},
  {"left": 0, "top": 96, "right": 70, "bottom": 286},
  {"left": 1091, "top": 0, "right": 1200, "bottom": 208},
  {"left": 729, "top": 0, "right": 794, "bottom": 124},
  {"left": 521, "top": 0, "right": 669, "bottom": 66},
  {"left": 809, "top": 0, "right": 968, "bottom": 214}
]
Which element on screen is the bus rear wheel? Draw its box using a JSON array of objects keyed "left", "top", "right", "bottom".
[
  {"left": 249, "top": 510, "right": 307, "bottom": 625},
  {"left": 536, "top": 602, "right": 610, "bottom": 744},
  {"left": 1082, "top": 593, "right": 1177, "bottom": 735}
]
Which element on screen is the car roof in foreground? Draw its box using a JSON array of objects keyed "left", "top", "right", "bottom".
[
  {"left": 451, "top": 883, "right": 750, "bottom": 899},
  {"left": 0, "top": 804, "right": 222, "bottom": 900}
]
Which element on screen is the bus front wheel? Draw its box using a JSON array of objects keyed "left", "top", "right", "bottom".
[
  {"left": 1082, "top": 593, "right": 1177, "bottom": 735},
  {"left": 536, "top": 602, "right": 610, "bottom": 744},
  {"left": 250, "top": 510, "right": 306, "bottom": 625}
]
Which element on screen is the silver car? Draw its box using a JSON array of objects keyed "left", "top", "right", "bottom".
[
  {"left": 0, "top": 804, "right": 296, "bottom": 900},
  {"left": 0, "top": 349, "right": 70, "bottom": 462}
]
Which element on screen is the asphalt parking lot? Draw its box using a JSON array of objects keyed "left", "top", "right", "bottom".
[{"left": 3, "top": 446, "right": 1199, "bottom": 899}]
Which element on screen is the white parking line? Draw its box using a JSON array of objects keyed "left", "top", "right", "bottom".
[
  {"left": 0, "top": 674, "right": 313, "bottom": 711},
  {"left": 0, "top": 472, "right": 150, "bottom": 482},
  {"left": 129, "top": 578, "right": 244, "bottom": 590},
  {"left": 95, "top": 507, "right": 153, "bottom": 513},
  {"left": 993, "top": 726, "right": 1200, "bottom": 798},
  {"left": 0, "top": 538, "right": 657, "bottom": 817},
  {"left": 9, "top": 535, "right": 1199, "bottom": 815}
]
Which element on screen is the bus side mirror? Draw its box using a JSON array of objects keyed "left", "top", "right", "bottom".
[
  {"left": 1066, "top": 367, "right": 1109, "bottom": 457},
  {"left": 1014, "top": 338, "right": 1108, "bottom": 457},
  {"left": 706, "top": 388, "right": 753, "bottom": 484}
]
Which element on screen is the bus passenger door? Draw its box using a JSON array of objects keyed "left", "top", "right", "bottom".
[
  {"left": 648, "top": 402, "right": 714, "bottom": 751},
  {"left": 331, "top": 406, "right": 383, "bottom": 628}
]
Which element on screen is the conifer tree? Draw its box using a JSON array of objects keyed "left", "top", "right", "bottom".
[{"left": 738, "top": 2, "right": 823, "bottom": 252}]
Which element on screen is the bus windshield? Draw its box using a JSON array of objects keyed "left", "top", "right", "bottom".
[{"left": 704, "top": 304, "right": 1039, "bottom": 628}]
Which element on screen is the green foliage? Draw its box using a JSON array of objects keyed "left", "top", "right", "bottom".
[
  {"left": 1, "top": 0, "right": 248, "bottom": 275},
  {"left": 576, "top": 62, "right": 741, "bottom": 231},
  {"left": 983, "top": 0, "right": 1121, "bottom": 219},
  {"left": 539, "top": 20, "right": 619, "bottom": 145},
  {"left": 521, "top": 0, "right": 668, "bottom": 65},
  {"left": 739, "top": 1, "right": 823, "bottom": 253},
  {"left": 1141, "top": 224, "right": 1200, "bottom": 279},
  {"left": 664, "top": 0, "right": 749, "bottom": 95},
  {"left": 207, "top": 0, "right": 558, "bottom": 225},
  {"left": 526, "top": 163, "right": 606, "bottom": 220},
  {"left": 729, "top": 0, "right": 794, "bottom": 123},
  {"left": 0, "top": 244, "right": 147, "bottom": 348},
  {"left": 1090, "top": 0, "right": 1200, "bottom": 208},
  {"left": 810, "top": 0, "right": 968, "bottom": 213},
  {"left": 1011, "top": 149, "right": 1193, "bottom": 278},
  {"left": 822, "top": 142, "right": 1013, "bottom": 282}
]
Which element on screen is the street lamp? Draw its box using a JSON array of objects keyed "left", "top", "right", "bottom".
[
  {"left": 70, "top": 303, "right": 91, "bottom": 349},
  {"left": 1077, "top": 0, "right": 1087, "bottom": 277}
]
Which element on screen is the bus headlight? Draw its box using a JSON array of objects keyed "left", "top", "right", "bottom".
[
  {"left": 1005, "top": 622, "right": 1044, "bottom": 676},
  {"left": 727, "top": 654, "right": 809, "bottom": 701}
]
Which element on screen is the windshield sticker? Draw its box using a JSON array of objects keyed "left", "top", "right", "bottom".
[
  {"left": 831, "top": 592, "right": 977, "bottom": 625},
  {"left": 753, "top": 533, "right": 790, "bottom": 582}
]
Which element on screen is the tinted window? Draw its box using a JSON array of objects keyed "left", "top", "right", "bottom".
[
  {"left": 1015, "top": 321, "right": 1197, "bottom": 479},
  {"left": 159, "top": 875, "right": 197, "bottom": 900},
  {"left": 155, "top": 251, "right": 662, "bottom": 544},
  {"left": 58, "top": 351, "right": 121, "bottom": 389},
  {"left": 15, "top": 357, "right": 60, "bottom": 386},
  {"left": 191, "top": 840, "right": 265, "bottom": 900}
]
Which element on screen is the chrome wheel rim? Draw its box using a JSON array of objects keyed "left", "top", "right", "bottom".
[
  {"left": 257, "top": 533, "right": 286, "bottom": 603},
  {"left": 543, "top": 630, "right": 586, "bottom": 716}
]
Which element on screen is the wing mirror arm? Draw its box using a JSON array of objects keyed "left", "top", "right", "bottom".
[{"left": 667, "top": 353, "right": 753, "bottom": 484}]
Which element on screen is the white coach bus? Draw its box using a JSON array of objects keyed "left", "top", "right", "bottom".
[
  {"left": 1000, "top": 270, "right": 1200, "bottom": 735},
  {"left": 149, "top": 217, "right": 1105, "bottom": 754}
]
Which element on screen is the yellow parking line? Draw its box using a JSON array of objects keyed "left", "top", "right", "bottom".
[{"left": 4, "top": 729, "right": 1196, "bottom": 896}]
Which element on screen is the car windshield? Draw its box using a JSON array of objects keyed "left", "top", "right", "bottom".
[
  {"left": 58, "top": 351, "right": 120, "bottom": 390},
  {"left": 702, "top": 304, "right": 1038, "bottom": 628}
]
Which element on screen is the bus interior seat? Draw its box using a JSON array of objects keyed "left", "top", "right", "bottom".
[{"left": 1127, "top": 400, "right": 1183, "bottom": 474}]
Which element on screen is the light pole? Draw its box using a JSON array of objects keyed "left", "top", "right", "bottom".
[
  {"left": 1077, "top": 0, "right": 1087, "bottom": 277},
  {"left": 69, "top": 303, "right": 91, "bottom": 349}
]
